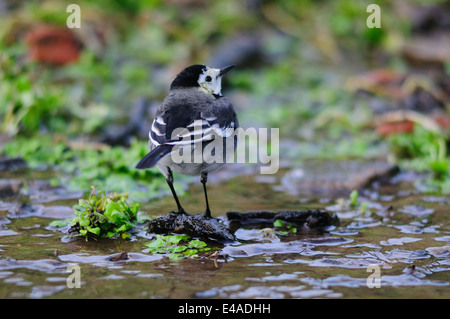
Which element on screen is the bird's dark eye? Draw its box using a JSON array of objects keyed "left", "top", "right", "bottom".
[{"left": 205, "top": 76, "right": 212, "bottom": 82}]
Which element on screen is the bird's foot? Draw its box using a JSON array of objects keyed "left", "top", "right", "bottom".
[
  {"left": 203, "top": 209, "right": 212, "bottom": 219},
  {"left": 169, "top": 208, "right": 188, "bottom": 215}
]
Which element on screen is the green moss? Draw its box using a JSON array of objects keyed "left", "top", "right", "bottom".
[
  {"left": 387, "top": 124, "right": 450, "bottom": 193},
  {"left": 70, "top": 187, "right": 139, "bottom": 240},
  {"left": 144, "top": 235, "right": 213, "bottom": 260},
  {"left": 273, "top": 219, "right": 297, "bottom": 235},
  {"left": 1, "top": 135, "right": 170, "bottom": 200}
]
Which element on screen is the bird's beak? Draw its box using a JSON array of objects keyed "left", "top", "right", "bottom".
[{"left": 219, "top": 65, "right": 235, "bottom": 77}]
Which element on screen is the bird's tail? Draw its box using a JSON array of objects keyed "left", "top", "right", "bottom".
[{"left": 135, "top": 145, "right": 172, "bottom": 169}]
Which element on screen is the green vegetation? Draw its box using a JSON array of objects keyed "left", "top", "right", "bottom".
[
  {"left": 144, "top": 234, "right": 212, "bottom": 260},
  {"left": 69, "top": 187, "right": 140, "bottom": 239},
  {"left": 0, "top": 51, "right": 67, "bottom": 136},
  {"left": 337, "top": 189, "right": 369, "bottom": 213},
  {"left": 387, "top": 124, "right": 450, "bottom": 193},
  {"left": 273, "top": 219, "right": 297, "bottom": 235},
  {"left": 2, "top": 135, "right": 171, "bottom": 200},
  {"left": 349, "top": 190, "right": 360, "bottom": 207}
]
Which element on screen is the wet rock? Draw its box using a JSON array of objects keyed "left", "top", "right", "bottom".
[
  {"left": 281, "top": 160, "right": 398, "bottom": 197},
  {"left": 0, "top": 179, "right": 23, "bottom": 198},
  {"left": 147, "top": 211, "right": 235, "bottom": 242},
  {"left": 402, "top": 33, "right": 450, "bottom": 68},
  {"left": 100, "top": 98, "right": 152, "bottom": 146},
  {"left": 227, "top": 209, "right": 339, "bottom": 230},
  {"left": 400, "top": 86, "right": 446, "bottom": 114},
  {"left": 7, "top": 203, "right": 44, "bottom": 218},
  {"left": 227, "top": 211, "right": 276, "bottom": 224},
  {"left": 207, "top": 33, "right": 264, "bottom": 69},
  {"left": 107, "top": 252, "right": 129, "bottom": 262},
  {"left": 411, "top": 2, "right": 450, "bottom": 34},
  {"left": 0, "top": 157, "right": 27, "bottom": 171}
]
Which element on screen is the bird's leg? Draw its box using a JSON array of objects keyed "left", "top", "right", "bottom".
[
  {"left": 201, "top": 172, "right": 212, "bottom": 218},
  {"left": 166, "top": 168, "right": 185, "bottom": 214}
]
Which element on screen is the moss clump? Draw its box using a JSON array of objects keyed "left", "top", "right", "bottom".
[
  {"left": 69, "top": 187, "right": 139, "bottom": 240},
  {"left": 144, "top": 234, "right": 212, "bottom": 261}
]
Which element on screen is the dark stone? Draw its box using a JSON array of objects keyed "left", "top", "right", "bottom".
[
  {"left": 0, "top": 179, "right": 23, "bottom": 198},
  {"left": 147, "top": 211, "right": 235, "bottom": 243},
  {"left": 226, "top": 209, "right": 339, "bottom": 229},
  {"left": 275, "top": 210, "right": 340, "bottom": 228},
  {"left": 0, "top": 157, "right": 27, "bottom": 171},
  {"left": 108, "top": 252, "right": 129, "bottom": 262},
  {"left": 281, "top": 160, "right": 399, "bottom": 197},
  {"left": 149, "top": 210, "right": 338, "bottom": 243},
  {"left": 100, "top": 98, "right": 152, "bottom": 146}
]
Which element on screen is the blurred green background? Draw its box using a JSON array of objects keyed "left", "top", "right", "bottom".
[{"left": 1, "top": 0, "right": 449, "bottom": 199}]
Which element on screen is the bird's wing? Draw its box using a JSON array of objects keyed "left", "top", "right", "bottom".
[
  {"left": 148, "top": 114, "right": 170, "bottom": 146},
  {"left": 149, "top": 110, "right": 236, "bottom": 147}
]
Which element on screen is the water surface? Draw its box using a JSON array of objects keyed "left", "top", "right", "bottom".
[{"left": 0, "top": 169, "right": 449, "bottom": 299}]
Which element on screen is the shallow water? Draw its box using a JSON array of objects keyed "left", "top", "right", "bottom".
[{"left": 0, "top": 169, "right": 449, "bottom": 299}]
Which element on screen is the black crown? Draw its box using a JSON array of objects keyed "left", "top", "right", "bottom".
[{"left": 170, "top": 64, "right": 206, "bottom": 90}]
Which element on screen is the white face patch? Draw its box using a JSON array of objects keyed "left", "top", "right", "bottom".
[{"left": 198, "top": 67, "right": 223, "bottom": 96}]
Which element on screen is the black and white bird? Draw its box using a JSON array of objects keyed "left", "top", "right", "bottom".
[{"left": 136, "top": 64, "right": 238, "bottom": 218}]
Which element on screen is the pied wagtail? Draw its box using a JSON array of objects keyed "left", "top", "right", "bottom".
[{"left": 136, "top": 64, "right": 238, "bottom": 218}]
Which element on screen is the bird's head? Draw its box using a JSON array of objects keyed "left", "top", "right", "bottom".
[{"left": 170, "top": 64, "right": 235, "bottom": 97}]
